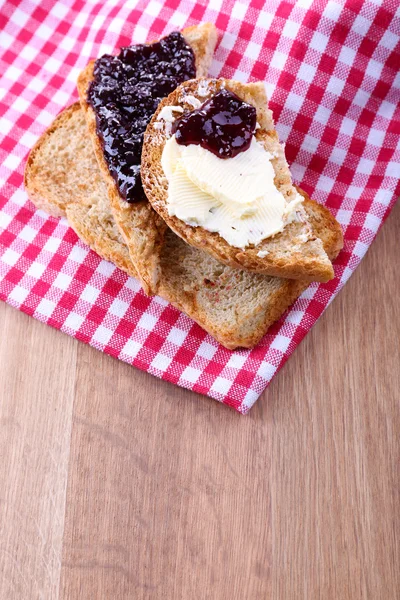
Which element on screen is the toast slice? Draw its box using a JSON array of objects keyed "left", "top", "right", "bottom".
[
  {"left": 24, "top": 104, "right": 343, "bottom": 349},
  {"left": 77, "top": 23, "right": 218, "bottom": 295},
  {"left": 142, "top": 78, "right": 335, "bottom": 283}
]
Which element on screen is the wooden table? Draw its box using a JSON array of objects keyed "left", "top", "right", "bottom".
[{"left": 1, "top": 202, "right": 399, "bottom": 600}]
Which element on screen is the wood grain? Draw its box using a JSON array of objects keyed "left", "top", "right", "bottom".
[
  {"left": 0, "top": 309, "right": 77, "bottom": 599},
  {"left": 1, "top": 202, "right": 399, "bottom": 599}
]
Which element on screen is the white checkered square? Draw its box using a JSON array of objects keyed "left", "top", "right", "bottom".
[
  {"left": 271, "top": 50, "right": 287, "bottom": 70},
  {"left": 256, "top": 11, "right": 273, "bottom": 30},
  {"left": 286, "top": 91, "right": 304, "bottom": 113},
  {"left": 338, "top": 45, "right": 356, "bottom": 67},
  {"left": 19, "top": 131, "right": 38, "bottom": 149},
  {"left": 146, "top": 0, "right": 162, "bottom": 16},
  {"left": 151, "top": 353, "right": 173, "bottom": 372},
  {"left": 330, "top": 147, "right": 347, "bottom": 165},
  {"left": 327, "top": 75, "right": 345, "bottom": 96},
  {"left": 336, "top": 208, "right": 353, "bottom": 226},
  {"left": 197, "top": 341, "right": 218, "bottom": 360},
  {"left": 231, "top": 2, "right": 247, "bottom": 20},
  {"left": 92, "top": 324, "right": 114, "bottom": 346},
  {"left": 36, "top": 23, "right": 53, "bottom": 41},
  {"left": 317, "top": 175, "right": 335, "bottom": 193},
  {"left": 244, "top": 41, "right": 261, "bottom": 59},
  {"left": 137, "top": 312, "right": 158, "bottom": 332},
  {"left": 357, "top": 157, "right": 375, "bottom": 175},
  {"left": 385, "top": 162, "right": 397, "bottom": 178},
  {"left": 26, "top": 262, "right": 46, "bottom": 279},
  {"left": 286, "top": 310, "right": 305, "bottom": 326},
  {"left": 169, "top": 11, "right": 187, "bottom": 28},
  {"left": 63, "top": 312, "right": 85, "bottom": 333},
  {"left": 346, "top": 185, "right": 364, "bottom": 199},
  {"left": 367, "top": 128, "right": 386, "bottom": 147},
  {"left": 80, "top": 284, "right": 101, "bottom": 304},
  {"left": 43, "top": 56, "right": 63, "bottom": 74},
  {"left": 364, "top": 213, "right": 381, "bottom": 233},
  {"left": 53, "top": 272, "right": 73, "bottom": 291},
  {"left": 309, "top": 31, "right": 329, "bottom": 53},
  {"left": 377, "top": 101, "right": 397, "bottom": 120},
  {"left": 352, "top": 14, "right": 371, "bottom": 36},
  {"left": 353, "top": 240, "right": 368, "bottom": 259},
  {"left": 2, "top": 154, "right": 21, "bottom": 171},
  {"left": 1, "top": 248, "right": 20, "bottom": 267},
  {"left": 257, "top": 361, "right": 277, "bottom": 381},
  {"left": 314, "top": 104, "right": 331, "bottom": 125},
  {"left": 226, "top": 353, "right": 248, "bottom": 370},
  {"left": 211, "top": 376, "right": 232, "bottom": 396},
  {"left": 282, "top": 20, "right": 301, "bottom": 40},
  {"left": 8, "top": 285, "right": 30, "bottom": 306},
  {"left": 297, "top": 62, "right": 316, "bottom": 83},
  {"left": 353, "top": 89, "right": 369, "bottom": 109},
  {"left": 120, "top": 339, "right": 142, "bottom": 361},
  {"left": 379, "top": 29, "right": 399, "bottom": 51},
  {"left": 366, "top": 58, "right": 383, "bottom": 80},
  {"left": 181, "top": 366, "right": 202, "bottom": 384},
  {"left": 324, "top": 0, "right": 342, "bottom": 22},
  {"left": 18, "top": 225, "right": 37, "bottom": 243},
  {"left": 340, "top": 117, "right": 357, "bottom": 136},
  {"left": 302, "top": 134, "right": 320, "bottom": 154},
  {"left": 43, "top": 236, "right": 62, "bottom": 254},
  {"left": 167, "top": 326, "right": 187, "bottom": 346},
  {"left": 36, "top": 298, "right": 56, "bottom": 318},
  {"left": 270, "top": 335, "right": 291, "bottom": 353},
  {"left": 108, "top": 297, "right": 129, "bottom": 317}
]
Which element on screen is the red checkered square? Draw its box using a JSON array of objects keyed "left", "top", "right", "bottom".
[{"left": 1, "top": 0, "right": 399, "bottom": 413}]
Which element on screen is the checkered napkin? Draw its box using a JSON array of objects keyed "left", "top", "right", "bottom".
[{"left": 1, "top": 1, "right": 399, "bottom": 413}]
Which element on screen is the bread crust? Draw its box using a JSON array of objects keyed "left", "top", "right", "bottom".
[
  {"left": 77, "top": 24, "right": 217, "bottom": 295},
  {"left": 142, "top": 78, "right": 335, "bottom": 283}
]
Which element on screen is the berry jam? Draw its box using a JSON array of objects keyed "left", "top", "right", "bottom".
[
  {"left": 172, "top": 89, "right": 257, "bottom": 158},
  {"left": 88, "top": 32, "right": 196, "bottom": 203}
]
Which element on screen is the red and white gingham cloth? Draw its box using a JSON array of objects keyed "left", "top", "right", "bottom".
[{"left": 0, "top": 1, "right": 399, "bottom": 413}]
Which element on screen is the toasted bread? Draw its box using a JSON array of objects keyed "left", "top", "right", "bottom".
[
  {"left": 142, "top": 78, "right": 335, "bottom": 283},
  {"left": 24, "top": 104, "right": 343, "bottom": 349},
  {"left": 24, "top": 103, "right": 103, "bottom": 218},
  {"left": 77, "top": 23, "right": 218, "bottom": 295}
]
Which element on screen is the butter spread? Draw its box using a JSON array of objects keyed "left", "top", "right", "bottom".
[
  {"left": 182, "top": 94, "right": 202, "bottom": 109},
  {"left": 197, "top": 80, "right": 210, "bottom": 96},
  {"left": 162, "top": 134, "right": 304, "bottom": 249},
  {"left": 156, "top": 105, "right": 184, "bottom": 136}
]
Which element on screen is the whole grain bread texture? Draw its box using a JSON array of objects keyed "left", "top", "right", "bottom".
[
  {"left": 142, "top": 77, "right": 335, "bottom": 283},
  {"left": 24, "top": 103, "right": 137, "bottom": 278},
  {"left": 24, "top": 103, "right": 104, "bottom": 218},
  {"left": 24, "top": 104, "right": 343, "bottom": 349},
  {"left": 77, "top": 23, "right": 218, "bottom": 295}
]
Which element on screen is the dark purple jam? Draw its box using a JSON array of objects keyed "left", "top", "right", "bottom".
[
  {"left": 87, "top": 32, "right": 196, "bottom": 202},
  {"left": 172, "top": 89, "right": 257, "bottom": 158}
]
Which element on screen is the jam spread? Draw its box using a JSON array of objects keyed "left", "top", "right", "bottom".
[
  {"left": 172, "top": 89, "right": 257, "bottom": 158},
  {"left": 88, "top": 32, "right": 196, "bottom": 203}
]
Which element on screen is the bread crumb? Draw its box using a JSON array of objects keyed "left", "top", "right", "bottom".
[
  {"left": 183, "top": 94, "right": 202, "bottom": 109},
  {"left": 197, "top": 80, "right": 210, "bottom": 97},
  {"left": 156, "top": 105, "right": 184, "bottom": 137}
]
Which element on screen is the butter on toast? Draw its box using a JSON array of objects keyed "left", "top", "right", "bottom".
[
  {"left": 142, "top": 78, "right": 335, "bottom": 283},
  {"left": 25, "top": 104, "right": 343, "bottom": 349},
  {"left": 77, "top": 23, "right": 218, "bottom": 295}
]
